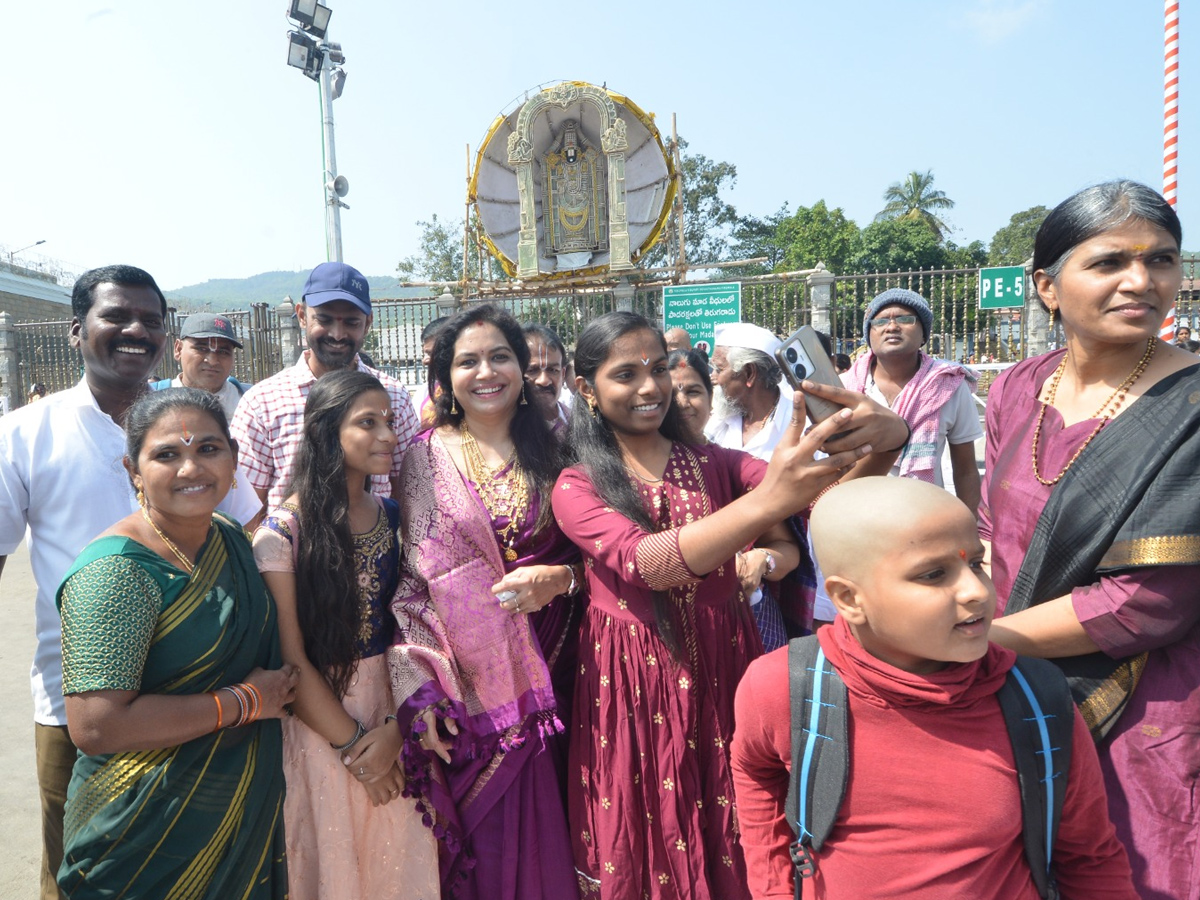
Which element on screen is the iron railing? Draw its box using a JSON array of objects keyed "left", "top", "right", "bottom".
[{"left": 10, "top": 255, "right": 1199, "bottom": 405}]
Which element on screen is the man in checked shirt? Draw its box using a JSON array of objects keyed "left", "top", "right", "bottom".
[{"left": 231, "top": 262, "right": 420, "bottom": 521}]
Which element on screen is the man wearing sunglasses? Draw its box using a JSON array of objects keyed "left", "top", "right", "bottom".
[{"left": 842, "top": 288, "right": 982, "bottom": 514}]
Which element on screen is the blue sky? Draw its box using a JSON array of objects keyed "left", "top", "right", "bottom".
[{"left": 3, "top": 0, "right": 1194, "bottom": 289}]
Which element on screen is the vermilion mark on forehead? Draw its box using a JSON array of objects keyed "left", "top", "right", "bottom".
[{"left": 958, "top": 549, "right": 967, "bottom": 560}]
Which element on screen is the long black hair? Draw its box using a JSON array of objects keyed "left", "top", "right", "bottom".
[
  {"left": 429, "top": 303, "right": 565, "bottom": 531},
  {"left": 288, "top": 369, "right": 388, "bottom": 699},
  {"left": 566, "top": 312, "right": 691, "bottom": 531},
  {"left": 568, "top": 313, "right": 695, "bottom": 657}
]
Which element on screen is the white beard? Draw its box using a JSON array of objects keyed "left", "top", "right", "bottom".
[{"left": 710, "top": 385, "right": 747, "bottom": 427}]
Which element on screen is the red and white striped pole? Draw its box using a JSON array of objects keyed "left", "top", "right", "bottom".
[{"left": 1161, "top": 0, "right": 1181, "bottom": 340}]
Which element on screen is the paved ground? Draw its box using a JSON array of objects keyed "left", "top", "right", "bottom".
[{"left": 1, "top": 540, "right": 46, "bottom": 897}]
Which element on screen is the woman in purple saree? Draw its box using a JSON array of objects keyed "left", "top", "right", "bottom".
[{"left": 388, "top": 305, "right": 582, "bottom": 900}]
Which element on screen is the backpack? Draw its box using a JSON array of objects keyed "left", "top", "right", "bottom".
[{"left": 784, "top": 635, "right": 1073, "bottom": 900}]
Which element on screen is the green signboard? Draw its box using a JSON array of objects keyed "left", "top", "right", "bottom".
[
  {"left": 978, "top": 266, "right": 1026, "bottom": 309},
  {"left": 662, "top": 282, "right": 742, "bottom": 354}
]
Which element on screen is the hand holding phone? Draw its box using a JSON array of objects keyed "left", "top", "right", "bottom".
[{"left": 774, "top": 326, "right": 844, "bottom": 424}]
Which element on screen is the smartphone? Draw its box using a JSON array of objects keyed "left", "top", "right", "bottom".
[{"left": 774, "top": 326, "right": 845, "bottom": 424}]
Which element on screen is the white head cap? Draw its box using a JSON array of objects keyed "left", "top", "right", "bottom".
[{"left": 713, "top": 322, "right": 782, "bottom": 357}]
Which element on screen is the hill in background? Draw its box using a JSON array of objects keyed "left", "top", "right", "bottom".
[{"left": 164, "top": 270, "right": 434, "bottom": 311}]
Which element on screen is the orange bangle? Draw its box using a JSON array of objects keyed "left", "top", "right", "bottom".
[
  {"left": 211, "top": 691, "right": 224, "bottom": 732},
  {"left": 243, "top": 683, "right": 263, "bottom": 724}
]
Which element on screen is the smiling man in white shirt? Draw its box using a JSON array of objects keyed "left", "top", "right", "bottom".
[{"left": 0, "top": 265, "right": 260, "bottom": 900}]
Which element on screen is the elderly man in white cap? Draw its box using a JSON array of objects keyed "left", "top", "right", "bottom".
[
  {"left": 702, "top": 322, "right": 802, "bottom": 651},
  {"left": 705, "top": 322, "right": 794, "bottom": 457}
]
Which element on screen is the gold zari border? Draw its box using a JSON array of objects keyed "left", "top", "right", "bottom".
[{"left": 1099, "top": 535, "right": 1200, "bottom": 568}]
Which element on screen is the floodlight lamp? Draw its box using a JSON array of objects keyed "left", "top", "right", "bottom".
[
  {"left": 286, "top": 30, "right": 323, "bottom": 80},
  {"left": 286, "top": 31, "right": 312, "bottom": 69},
  {"left": 311, "top": 4, "right": 331, "bottom": 37},
  {"left": 287, "top": 0, "right": 317, "bottom": 24},
  {"left": 286, "top": 0, "right": 331, "bottom": 39}
]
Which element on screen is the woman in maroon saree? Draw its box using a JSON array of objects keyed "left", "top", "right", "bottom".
[
  {"left": 387, "top": 305, "right": 582, "bottom": 899},
  {"left": 551, "top": 312, "right": 907, "bottom": 900},
  {"left": 982, "top": 182, "right": 1200, "bottom": 900}
]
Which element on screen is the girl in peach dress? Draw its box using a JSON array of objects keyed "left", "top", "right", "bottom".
[{"left": 254, "top": 370, "right": 439, "bottom": 899}]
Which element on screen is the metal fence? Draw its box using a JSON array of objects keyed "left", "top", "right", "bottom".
[
  {"left": 12, "top": 305, "right": 285, "bottom": 397},
  {"left": 9, "top": 256, "right": 1200, "bottom": 406}
]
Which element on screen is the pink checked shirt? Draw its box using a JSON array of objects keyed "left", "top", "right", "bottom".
[{"left": 231, "top": 352, "right": 420, "bottom": 510}]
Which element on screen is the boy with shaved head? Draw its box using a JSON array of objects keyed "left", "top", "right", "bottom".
[{"left": 731, "top": 478, "right": 1136, "bottom": 899}]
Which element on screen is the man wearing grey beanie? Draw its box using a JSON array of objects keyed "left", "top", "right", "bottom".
[{"left": 842, "top": 288, "right": 982, "bottom": 513}]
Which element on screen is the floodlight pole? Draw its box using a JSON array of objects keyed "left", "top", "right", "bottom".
[{"left": 318, "top": 51, "right": 343, "bottom": 263}]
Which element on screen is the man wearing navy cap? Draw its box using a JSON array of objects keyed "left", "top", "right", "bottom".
[
  {"left": 152, "top": 313, "right": 251, "bottom": 419},
  {"left": 231, "top": 262, "right": 420, "bottom": 515}
]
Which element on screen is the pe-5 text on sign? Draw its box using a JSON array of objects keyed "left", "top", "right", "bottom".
[{"left": 978, "top": 266, "right": 1026, "bottom": 310}]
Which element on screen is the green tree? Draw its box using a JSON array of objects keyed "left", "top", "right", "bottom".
[
  {"left": 854, "top": 218, "right": 945, "bottom": 272},
  {"left": 727, "top": 204, "right": 790, "bottom": 276},
  {"left": 944, "top": 239, "right": 988, "bottom": 269},
  {"left": 641, "top": 138, "right": 739, "bottom": 270},
  {"left": 874, "top": 170, "right": 955, "bottom": 241},
  {"left": 396, "top": 213, "right": 506, "bottom": 283},
  {"left": 988, "top": 205, "right": 1049, "bottom": 265},
  {"left": 777, "top": 200, "right": 862, "bottom": 273},
  {"left": 396, "top": 214, "right": 463, "bottom": 282}
]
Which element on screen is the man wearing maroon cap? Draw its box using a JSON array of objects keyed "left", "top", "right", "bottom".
[
  {"left": 152, "top": 313, "right": 251, "bottom": 419},
  {"left": 230, "top": 262, "right": 420, "bottom": 515}
]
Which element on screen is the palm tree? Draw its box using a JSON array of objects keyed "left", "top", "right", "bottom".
[{"left": 874, "top": 170, "right": 955, "bottom": 240}]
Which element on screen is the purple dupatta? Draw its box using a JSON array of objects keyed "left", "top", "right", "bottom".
[{"left": 388, "top": 430, "right": 558, "bottom": 742}]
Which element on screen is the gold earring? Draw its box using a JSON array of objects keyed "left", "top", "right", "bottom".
[
  {"left": 519, "top": 386, "right": 528, "bottom": 406},
  {"left": 232, "top": 475, "right": 238, "bottom": 490},
  {"left": 1049, "top": 306, "right": 1057, "bottom": 327},
  {"left": 450, "top": 393, "right": 458, "bottom": 415},
  {"left": 586, "top": 397, "right": 598, "bottom": 418},
  {"left": 136, "top": 487, "right": 145, "bottom": 508}
]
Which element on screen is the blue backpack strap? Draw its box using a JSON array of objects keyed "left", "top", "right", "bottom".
[
  {"left": 785, "top": 635, "right": 849, "bottom": 896},
  {"left": 997, "top": 656, "right": 1073, "bottom": 900}
]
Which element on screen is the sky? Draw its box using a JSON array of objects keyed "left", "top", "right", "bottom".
[{"left": 3, "top": 0, "right": 1195, "bottom": 291}]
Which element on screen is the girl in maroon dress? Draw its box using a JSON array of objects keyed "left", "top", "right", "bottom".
[{"left": 552, "top": 312, "right": 906, "bottom": 899}]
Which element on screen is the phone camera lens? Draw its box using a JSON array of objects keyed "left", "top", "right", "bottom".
[
  {"left": 785, "top": 347, "right": 798, "bottom": 363},
  {"left": 793, "top": 363, "right": 808, "bottom": 379}
]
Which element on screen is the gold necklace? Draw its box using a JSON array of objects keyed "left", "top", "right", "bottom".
[
  {"left": 1031, "top": 338, "right": 1156, "bottom": 486},
  {"left": 141, "top": 507, "right": 200, "bottom": 573},
  {"left": 460, "top": 424, "right": 529, "bottom": 561}
]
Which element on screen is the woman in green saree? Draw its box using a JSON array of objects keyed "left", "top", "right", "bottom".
[{"left": 56, "top": 387, "right": 299, "bottom": 898}]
